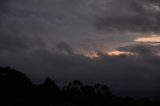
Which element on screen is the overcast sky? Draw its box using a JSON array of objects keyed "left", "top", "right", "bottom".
[{"left": 1, "top": 0, "right": 160, "bottom": 98}]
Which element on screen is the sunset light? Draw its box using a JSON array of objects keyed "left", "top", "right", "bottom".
[
  {"left": 134, "top": 36, "right": 160, "bottom": 43},
  {"left": 83, "top": 51, "right": 100, "bottom": 59},
  {"left": 107, "top": 50, "right": 134, "bottom": 56}
]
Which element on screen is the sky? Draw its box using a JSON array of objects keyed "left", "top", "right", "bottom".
[{"left": 1, "top": 0, "right": 160, "bottom": 98}]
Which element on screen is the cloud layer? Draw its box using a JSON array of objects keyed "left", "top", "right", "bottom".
[{"left": 0, "top": 0, "right": 160, "bottom": 98}]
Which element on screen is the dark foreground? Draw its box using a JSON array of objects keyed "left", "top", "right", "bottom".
[{"left": 0, "top": 67, "right": 160, "bottom": 106}]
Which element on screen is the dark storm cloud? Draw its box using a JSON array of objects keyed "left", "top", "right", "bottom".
[
  {"left": 118, "top": 44, "right": 159, "bottom": 55},
  {"left": 0, "top": 1, "right": 47, "bottom": 52},
  {"left": 117, "top": 44, "right": 160, "bottom": 67},
  {"left": 56, "top": 42, "right": 74, "bottom": 55},
  {"left": 0, "top": 0, "right": 95, "bottom": 52},
  {"left": 0, "top": 0, "right": 9, "bottom": 8},
  {"left": 94, "top": 0, "right": 160, "bottom": 33},
  {"left": 0, "top": 19, "right": 45, "bottom": 52}
]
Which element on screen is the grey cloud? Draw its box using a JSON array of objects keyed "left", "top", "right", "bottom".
[
  {"left": 118, "top": 43, "right": 160, "bottom": 56},
  {"left": 1, "top": 0, "right": 158, "bottom": 53},
  {"left": 0, "top": 17, "right": 46, "bottom": 53},
  {"left": 56, "top": 42, "right": 74, "bottom": 55},
  {"left": 117, "top": 44, "right": 160, "bottom": 67},
  {"left": 94, "top": 0, "right": 160, "bottom": 34},
  {"left": 0, "top": 0, "right": 97, "bottom": 51},
  {"left": 118, "top": 44, "right": 157, "bottom": 55}
]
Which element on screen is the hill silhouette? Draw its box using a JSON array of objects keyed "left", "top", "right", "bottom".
[{"left": 0, "top": 66, "right": 159, "bottom": 106}]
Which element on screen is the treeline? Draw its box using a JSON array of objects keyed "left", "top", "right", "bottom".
[{"left": 0, "top": 66, "right": 159, "bottom": 106}]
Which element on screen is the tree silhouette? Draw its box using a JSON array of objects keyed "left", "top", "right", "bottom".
[
  {"left": 0, "top": 67, "right": 33, "bottom": 106},
  {"left": 36, "top": 77, "right": 60, "bottom": 106},
  {"left": 63, "top": 80, "right": 83, "bottom": 94},
  {"left": 0, "top": 66, "right": 159, "bottom": 106},
  {"left": 95, "top": 84, "right": 111, "bottom": 95},
  {"left": 0, "top": 67, "right": 32, "bottom": 93}
]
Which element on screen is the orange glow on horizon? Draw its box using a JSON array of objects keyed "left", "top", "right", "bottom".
[
  {"left": 107, "top": 50, "right": 134, "bottom": 56},
  {"left": 83, "top": 51, "right": 99, "bottom": 59},
  {"left": 134, "top": 36, "right": 160, "bottom": 43},
  {"left": 82, "top": 50, "right": 134, "bottom": 59}
]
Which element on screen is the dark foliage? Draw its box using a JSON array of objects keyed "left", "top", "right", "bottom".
[{"left": 0, "top": 66, "right": 159, "bottom": 106}]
